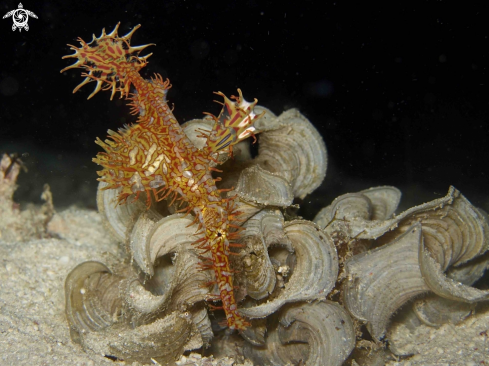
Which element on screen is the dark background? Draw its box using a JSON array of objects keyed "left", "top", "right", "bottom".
[{"left": 1, "top": 1, "right": 488, "bottom": 218}]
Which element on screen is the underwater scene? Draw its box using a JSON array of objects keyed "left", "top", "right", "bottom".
[{"left": 0, "top": 1, "right": 488, "bottom": 365}]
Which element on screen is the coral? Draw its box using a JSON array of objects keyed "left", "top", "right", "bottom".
[{"left": 0, "top": 153, "right": 54, "bottom": 241}]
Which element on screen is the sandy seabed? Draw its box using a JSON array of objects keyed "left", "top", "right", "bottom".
[{"left": 0, "top": 206, "right": 487, "bottom": 365}]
